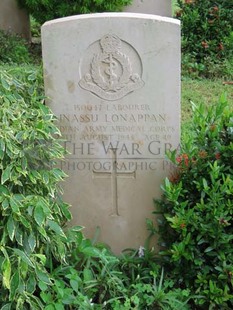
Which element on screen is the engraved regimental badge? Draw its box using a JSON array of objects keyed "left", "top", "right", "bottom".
[{"left": 79, "top": 34, "right": 144, "bottom": 101}]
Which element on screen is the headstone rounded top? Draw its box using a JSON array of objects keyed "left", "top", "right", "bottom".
[{"left": 42, "top": 13, "right": 179, "bottom": 27}]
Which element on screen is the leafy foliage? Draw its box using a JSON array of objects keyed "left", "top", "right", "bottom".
[
  {"left": 175, "top": 0, "right": 233, "bottom": 78},
  {"left": 155, "top": 95, "right": 233, "bottom": 309},
  {"left": 17, "top": 0, "right": 132, "bottom": 24},
  {"left": 0, "top": 67, "right": 71, "bottom": 308}
]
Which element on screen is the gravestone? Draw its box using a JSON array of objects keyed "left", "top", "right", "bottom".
[
  {"left": 42, "top": 13, "right": 180, "bottom": 254},
  {"left": 0, "top": 0, "right": 31, "bottom": 40},
  {"left": 124, "top": 0, "right": 172, "bottom": 17}
]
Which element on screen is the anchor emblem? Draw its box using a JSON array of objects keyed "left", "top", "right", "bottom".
[{"left": 79, "top": 34, "right": 144, "bottom": 101}]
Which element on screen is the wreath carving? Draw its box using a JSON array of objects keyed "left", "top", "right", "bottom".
[{"left": 79, "top": 34, "right": 144, "bottom": 101}]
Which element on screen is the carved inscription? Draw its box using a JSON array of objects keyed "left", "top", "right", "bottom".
[
  {"left": 79, "top": 34, "right": 144, "bottom": 100},
  {"left": 59, "top": 102, "right": 179, "bottom": 174}
]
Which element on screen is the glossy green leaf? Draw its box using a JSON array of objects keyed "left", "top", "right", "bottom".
[
  {"left": 9, "top": 196, "right": 20, "bottom": 214},
  {"left": 28, "top": 232, "right": 36, "bottom": 252},
  {"left": 60, "top": 203, "right": 72, "bottom": 221},
  {"left": 70, "top": 279, "right": 79, "bottom": 293},
  {"left": 34, "top": 205, "right": 45, "bottom": 226},
  {"left": 13, "top": 249, "right": 34, "bottom": 268},
  {"left": 2, "top": 198, "right": 9, "bottom": 210},
  {"left": 204, "top": 247, "right": 214, "bottom": 253},
  {"left": 7, "top": 216, "right": 15, "bottom": 241},
  {"left": 1, "top": 76, "right": 11, "bottom": 91},
  {"left": 38, "top": 281, "right": 48, "bottom": 292},
  {"left": 83, "top": 268, "right": 93, "bottom": 282},
  {"left": 1, "top": 166, "right": 11, "bottom": 184},
  {"left": 20, "top": 216, "right": 31, "bottom": 229},
  {"left": 28, "top": 72, "right": 36, "bottom": 81},
  {"left": 37, "top": 226, "right": 47, "bottom": 239},
  {"left": 2, "top": 258, "right": 11, "bottom": 289},
  {"left": 52, "top": 168, "right": 66, "bottom": 180},
  {"left": 0, "top": 185, "right": 10, "bottom": 196},
  {"left": 15, "top": 226, "right": 23, "bottom": 246},
  {"left": 55, "top": 304, "right": 64, "bottom": 310},
  {"left": 26, "top": 274, "right": 37, "bottom": 294},
  {"left": 35, "top": 266, "right": 52, "bottom": 285},
  {"left": 47, "top": 220, "right": 66, "bottom": 237},
  {"left": 10, "top": 271, "right": 20, "bottom": 300}
]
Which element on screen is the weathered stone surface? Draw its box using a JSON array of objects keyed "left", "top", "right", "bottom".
[
  {"left": 0, "top": 0, "right": 31, "bottom": 40},
  {"left": 42, "top": 13, "right": 180, "bottom": 253},
  {"left": 124, "top": 0, "right": 172, "bottom": 17}
]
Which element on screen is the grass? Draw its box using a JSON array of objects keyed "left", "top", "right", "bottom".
[{"left": 181, "top": 77, "right": 233, "bottom": 136}]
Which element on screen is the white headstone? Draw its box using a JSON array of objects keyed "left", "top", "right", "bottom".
[
  {"left": 0, "top": 0, "right": 31, "bottom": 40},
  {"left": 42, "top": 13, "right": 180, "bottom": 253},
  {"left": 124, "top": 0, "right": 172, "bottom": 17}
]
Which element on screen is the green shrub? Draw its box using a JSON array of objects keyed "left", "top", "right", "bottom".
[
  {"left": 181, "top": 53, "right": 233, "bottom": 79},
  {"left": 0, "top": 67, "right": 101, "bottom": 308},
  {"left": 0, "top": 67, "right": 73, "bottom": 308},
  {"left": 155, "top": 95, "right": 233, "bottom": 308},
  {"left": 176, "top": 0, "right": 233, "bottom": 78},
  {"left": 30, "top": 16, "right": 41, "bottom": 38},
  {"left": 0, "top": 67, "right": 103, "bottom": 308},
  {"left": 18, "top": 0, "right": 132, "bottom": 24},
  {"left": 0, "top": 30, "right": 31, "bottom": 64}
]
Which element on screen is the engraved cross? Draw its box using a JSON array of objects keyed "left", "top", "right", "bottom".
[{"left": 93, "top": 148, "right": 136, "bottom": 216}]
